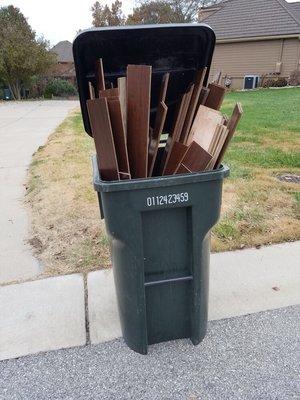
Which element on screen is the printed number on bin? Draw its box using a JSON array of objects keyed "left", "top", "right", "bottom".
[{"left": 146, "top": 192, "right": 189, "bottom": 207}]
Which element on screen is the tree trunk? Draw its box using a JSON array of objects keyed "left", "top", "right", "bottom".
[{"left": 8, "top": 80, "right": 21, "bottom": 100}]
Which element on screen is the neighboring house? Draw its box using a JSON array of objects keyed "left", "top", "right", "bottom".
[
  {"left": 49, "top": 40, "right": 76, "bottom": 85},
  {"left": 200, "top": 0, "right": 300, "bottom": 89}
]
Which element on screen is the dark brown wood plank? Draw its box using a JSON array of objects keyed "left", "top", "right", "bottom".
[
  {"left": 180, "top": 68, "right": 207, "bottom": 144},
  {"left": 86, "top": 98, "right": 119, "bottom": 181},
  {"left": 99, "top": 88, "right": 119, "bottom": 98},
  {"left": 107, "top": 97, "right": 131, "bottom": 177},
  {"left": 204, "top": 83, "right": 226, "bottom": 110},
  {"left": 159, "top": 92, "right": 187, "bottom": 175},
  {"left": 175, "top": 141, "right": 212, "bottom": 174},
  {"left": 95, "top": 59, "right": 105, "bottom": 95},
  {"left": 126, "top": 65, "right": 152, "bottom": 178},
  {"left": 215, "top": 102, "right": 243, "bottom": 168},
  {"left": 148, "top": 101, "right": 168, "bottom": 176},
  {"left": 158, "top": 73, "right": 170, "bottom": 103},
  {"left": 176, "top": 164, "right": 191, "bottom": 174},
  {"left": 163, "top": 141, "right": 188, "bottom": 176}
]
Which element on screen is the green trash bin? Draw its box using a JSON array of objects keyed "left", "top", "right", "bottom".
[{"left": 73, "top": 23, "right": 230, "bottom": 354}]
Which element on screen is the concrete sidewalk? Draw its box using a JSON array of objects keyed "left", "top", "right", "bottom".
[
  {"left": 88, "top": 241, "right": 300, "bottom": 344},
  {"left": 1, "top": 305, "right": 299, "bottom": 400},
  {"left": 0, "top": 100, "right": 78, "bottom": 284}
]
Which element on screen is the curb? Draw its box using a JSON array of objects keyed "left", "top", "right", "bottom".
[{"left": 1, "top": 242, "right": 299, "bottom": 361}]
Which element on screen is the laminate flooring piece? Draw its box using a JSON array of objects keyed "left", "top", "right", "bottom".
[{"left": 126, "top": 65, "right": 152, "bottom": 178}]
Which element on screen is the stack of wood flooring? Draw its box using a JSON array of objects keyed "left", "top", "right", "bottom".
[{"left": 87, "top": 60, "right": 243, "bottom": 181}]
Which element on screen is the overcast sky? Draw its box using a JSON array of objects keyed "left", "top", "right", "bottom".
[{"left": 0, "top": 0, "right": 299, "bottom": 47}]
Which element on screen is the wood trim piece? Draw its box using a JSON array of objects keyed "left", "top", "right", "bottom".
[
  {"left": 206, "top": 125, "right": 228, "bottom": 170},
  {"left": 107, "top": 97, "right": 131, "bottom": 177},
  {"left": 119, "top": 172, "right": 131, "bottom": 180},
  {"left": 86, "top": 98, "right": 119, "bottom": 181},
  {"left": 117, "top": 77, "right": 127, "bottom": 136},
  {"left": 175, "top": 141, "right": 212, "bottom": 174},
  {"left": 126, "top": 65, "right": 152, "bottom": 178},
  {"left": 158, "top": 73, "right": 170, "bottom": 103},
  {"left": 215, "top": 102, "right": 243, "bottom": 168},
  {"left": 198, "top": 87, "right": 210, "bottom": 106},
  {"left": 163, "top": 141, "right": 188, "bottom": 176},
  {"left": 88, "top": 82, "right": 95, "bottom": 100},
  {"left": 95, "top": 59, "right": 105, "bottom": 95},
  {"left": 148, "top": 101, "right": 168, "bottom": 177},
  {"left": 204, "top": 83, "right": 226, "bottom": 110},
  {"left": 180, "top": 68, "right": 207, "bottom": 144},
  {"left": 159, "top": 92, "right": 188, "bottom": 175}
]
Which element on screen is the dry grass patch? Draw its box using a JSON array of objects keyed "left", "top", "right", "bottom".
[
  {"left": 26, "top": 89, "right": 300, "bottom": 277},
  {"left": 26, "top": 111, "right": 110, "bottom": 278}
]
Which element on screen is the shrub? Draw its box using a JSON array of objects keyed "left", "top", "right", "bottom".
[
  {"left": 44, "top": 79, "right": 77, "bottom": 98},
  {"left": 289, "top": 70, "right": 300, "bottom": 86},
  {"left": 262, "top": 77, "right": 288, "bottom": 88}
]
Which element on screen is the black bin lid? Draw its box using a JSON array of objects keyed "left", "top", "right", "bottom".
[{"left": 73, "top": 23, "right": 215, "bottom": 136}]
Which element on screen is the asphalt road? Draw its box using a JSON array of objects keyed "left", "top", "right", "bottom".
[{"left": 1, "top": 305, "right": 299, "bottom": 400}]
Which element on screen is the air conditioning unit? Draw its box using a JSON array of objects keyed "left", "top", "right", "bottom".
[{"left": 243, "top": 75, "right": 260, "bottom": 90}]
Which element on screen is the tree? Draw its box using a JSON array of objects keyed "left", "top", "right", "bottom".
[
  {"left": 0, "top": 6, "right": 55, "bottom": 100},
  {"left": 91, "top": 0, "right": 125, "bottom": 27},
  {"left": 127, "top": 0, "right": 221, "bottom": 24},
  {"left": 126, "top": 1, "right": 178, "bottom": 25}
]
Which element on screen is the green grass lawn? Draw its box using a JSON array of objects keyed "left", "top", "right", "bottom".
[{"left": 26, "top": 88, "right": 300, "bottom": 277}]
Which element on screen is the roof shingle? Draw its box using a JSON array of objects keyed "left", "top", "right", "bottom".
[
  {"left": 202, "top": 0, "right": 300, "bottom": 40},
  {"left": 51, "top": 40, "right": 73, "bottom": 63}
]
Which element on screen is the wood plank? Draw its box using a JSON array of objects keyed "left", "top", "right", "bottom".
[
  {"left": 148, "top": 101, "right": 168, "bottom": 176},
  {"left": 107, "top": 97, "right": 131, "bottom": 177},
  {"left": 163, "top": 141, "right": 188, "bottom": 176},
  {"left": 88, "top": 82, "right": 95, "bottom": 100},
  {"left": 117, "top": 77, "right": 127, "bottom": 136},
  {"left": 175, "top": 141, "right": 212, "bottom": 174},
  {"left": 175, "top": 164, "right": 191, "bottom": 174},
  {"left": 86, "top": 98, "right": 119, "bottom": 181},
  {"left": 215, "top": 103, "right": 243, "bottom": 168},
  {"left": 159, "top": 91, "right": 189, "bottom": 175},
  {"left": 208, "top": 124, "right": 223, "bottom": 154},
  {"left": 158, "top": 73, "right": 170, "bottom": 103},
  {"left": 95, "top": 59, "right": 105, "bottom": 95},
  {"left": 99, "top": 88, "right": 119, "bottom": 98},
  {"left": 177, "top": 84, "right": 194, "bottom": 141},
  {"left": 180, "top": 68, "right": 207, "bottom": 144},
  {"left": 206, "top": 125, "right": 228, "bottom": 170},
  {"left": 126, "top": 65, "right": 152, "bottom": 178},
  {"left": 198, "top": 87, "right": 210, "bottom": 106},
  {"left": 187, "top": 105, "right": 223, "bottom": 149},
  {"left": 204, "top": 83, "right": 226, "bottom": 110}
]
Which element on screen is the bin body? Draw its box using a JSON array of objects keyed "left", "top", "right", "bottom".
[{"left": 93, "top": 156, "right": 229, "bottom": 354}]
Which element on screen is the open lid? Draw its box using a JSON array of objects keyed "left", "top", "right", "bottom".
[{"left": 73, "top": 23, "right": 216, "bottom": 136}]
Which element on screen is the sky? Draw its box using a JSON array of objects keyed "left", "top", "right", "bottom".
[
  {"left": 0, "top": 0, "right": 299, "bottom": 47},
  {"left": 0, "top": 0, "right": 136, "bottom": 46}
]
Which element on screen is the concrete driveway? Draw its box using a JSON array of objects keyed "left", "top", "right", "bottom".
[{"left": 0, "top": 100, "right": 78, "bottom": 284}]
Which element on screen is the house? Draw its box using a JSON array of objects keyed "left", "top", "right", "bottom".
[
  {"left": 199, "top": 0, "right": 300, "bottom": 89},
  {"left": 49, "top": 40, "right": 76, "bottom": 84}
]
